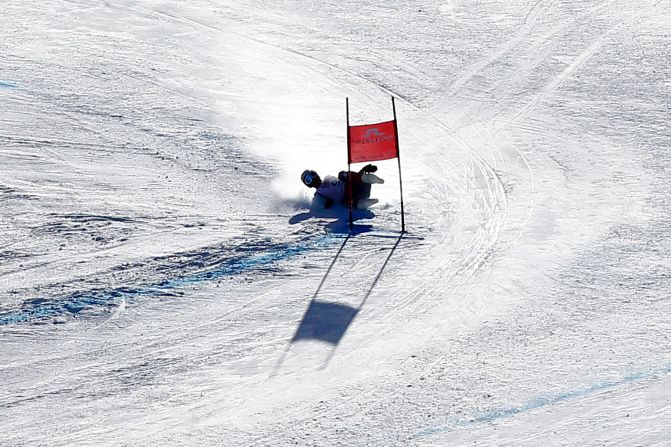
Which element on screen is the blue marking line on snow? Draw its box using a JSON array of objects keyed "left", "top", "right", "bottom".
[
  {"left": 414, "top": 363, "right": 671, "bottom": 438},
  {"left": 0, "top": 80, "right": 17, "bottom": 89},
  {"left": 0, "top": 235, "right": 337, "bottom": 326}
]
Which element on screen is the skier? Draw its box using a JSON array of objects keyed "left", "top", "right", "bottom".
[{"left": 301, "top": 164, "right": 384, "bottom": 210}]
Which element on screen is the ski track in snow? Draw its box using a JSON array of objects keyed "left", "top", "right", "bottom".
[
  {"left": 414, "top": 362, "right": 671, "bottom": 438},
  {"left": 2, "top": 0, "right": 670, "bottom": 445}
]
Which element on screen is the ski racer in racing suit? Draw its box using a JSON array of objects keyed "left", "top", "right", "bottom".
[{"left": 300, "top": 164, "right": 384, "bottom": 210}]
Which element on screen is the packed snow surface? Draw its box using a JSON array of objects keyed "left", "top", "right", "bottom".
[{"left": 1, "top": 0, "right": 670, "bottom": 445}]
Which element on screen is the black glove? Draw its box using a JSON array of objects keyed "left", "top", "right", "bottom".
[{"left": 360, "top": 164, "right": 377, "bottom": 173}]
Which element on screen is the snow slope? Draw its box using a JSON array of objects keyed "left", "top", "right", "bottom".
[{"left": 1, "top": 0, "right": 670, "bottom": 445}]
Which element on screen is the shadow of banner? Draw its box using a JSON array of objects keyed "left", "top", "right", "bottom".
[
  {"left": 274, "top": 233, "right": 403, "bottom": 373},
  {"left": 292, "top": 301, "right": 359, "bottom": 345}
]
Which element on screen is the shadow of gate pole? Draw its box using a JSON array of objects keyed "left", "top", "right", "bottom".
[
  {"left": 273, "top": 233, "right": 403, "bottom": 374},
  {"left": 320, "top": 233, "right": 403, "bottom": 367}
]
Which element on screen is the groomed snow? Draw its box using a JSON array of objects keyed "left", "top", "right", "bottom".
[{"left": 1, "top": 0, "right": 670, "bottom": 445}]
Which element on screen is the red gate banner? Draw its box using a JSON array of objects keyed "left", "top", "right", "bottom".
[{"left": 348, "top": 120, "right": 398, "bottom": 163}]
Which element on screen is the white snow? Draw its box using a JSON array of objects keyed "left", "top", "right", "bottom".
[{"left": 1, "top": 0, "right": 670, "bottom": 445}]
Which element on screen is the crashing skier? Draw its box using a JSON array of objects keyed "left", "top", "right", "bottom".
[{"left": 301, "top": 164, "right": 384, "bottom": 210}]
